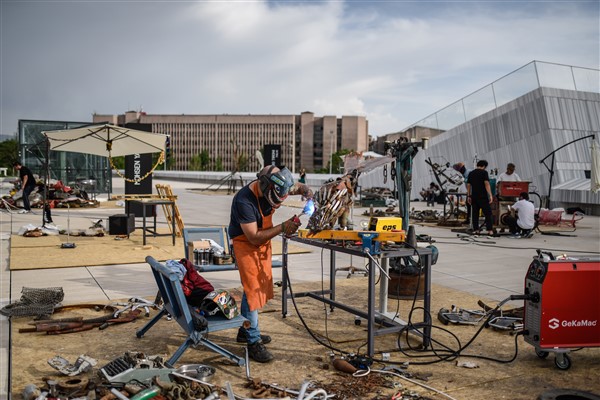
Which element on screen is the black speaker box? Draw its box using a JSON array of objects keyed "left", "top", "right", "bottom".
[{"left": 109, "top": 214, "right": 135, "bottom": 235}]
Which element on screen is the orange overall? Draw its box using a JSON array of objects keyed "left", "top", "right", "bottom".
[{"left": 232, "top": 182, "right": 275, "bottom": 312}]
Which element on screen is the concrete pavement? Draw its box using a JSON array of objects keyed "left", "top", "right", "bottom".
[{"left": 1, "top": 176, "right": 599, "bottom": 398}]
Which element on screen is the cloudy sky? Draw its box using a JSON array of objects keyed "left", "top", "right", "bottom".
[{"left": 1, "top": 0, "right": 598, "bottom": 137}]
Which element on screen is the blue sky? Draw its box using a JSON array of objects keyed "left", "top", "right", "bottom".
[{"left": 1, "top": 0, "right": 598, "bottom": 137}]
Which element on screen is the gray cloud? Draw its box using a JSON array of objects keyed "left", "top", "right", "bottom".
[{"left": 1, "top": 0, "right": 598, "bottom": 137}]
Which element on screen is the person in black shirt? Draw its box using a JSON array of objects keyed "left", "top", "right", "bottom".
[
  {"left": 466, "top": 160, "right": 494, "bottom": 236},
  {"left": 13, "top": 161, "right": 36, "bottom": 213}
]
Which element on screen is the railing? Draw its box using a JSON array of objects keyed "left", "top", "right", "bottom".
[{"left": 406, "top": 61, "right": 600, "bottom": 132}]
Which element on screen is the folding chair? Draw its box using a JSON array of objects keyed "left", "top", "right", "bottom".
[{"left": 136, "top": 256, "right": 246, "bottom": 367}]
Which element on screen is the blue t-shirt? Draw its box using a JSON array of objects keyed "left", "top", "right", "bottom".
[{"left": 228, "top": 182, "right": 274, "bottom": 239}]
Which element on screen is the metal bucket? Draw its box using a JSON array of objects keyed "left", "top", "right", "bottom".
[
  {"left": 388, "top": 272, "right": 424, "bottom": 300},
  {"left": 175, "top": 364, "right": 215, "bottom": 382}
]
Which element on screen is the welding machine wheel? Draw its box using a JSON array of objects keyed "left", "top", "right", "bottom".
[
  {"left": 535, "top": 349, "right": 549, "bottom": 359},
  {"left": 554, "top": 353, "right": 572, "bottom": 370}
]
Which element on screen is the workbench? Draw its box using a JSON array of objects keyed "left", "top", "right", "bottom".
[
  {"left": 126, "top": 199, "right": 176, "bottom": 246},
  {"left": 281, "top": 236, "right": 432, "bottom": 358}
]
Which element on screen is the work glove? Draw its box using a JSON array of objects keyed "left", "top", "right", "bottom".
[
  {"left": 290, "top": 183, "right": 313, "bottom": 200},
  {"left": 281, "top": 215, "right": 301, "bottom": 236}
]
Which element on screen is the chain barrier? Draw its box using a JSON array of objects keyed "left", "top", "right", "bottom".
[{"left": 109, "top": 151, "right": 165, "bottom": 183}]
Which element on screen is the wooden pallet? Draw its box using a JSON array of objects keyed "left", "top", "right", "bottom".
[{"left": 156, "top": 184, "right": 184, "bottom": 237}]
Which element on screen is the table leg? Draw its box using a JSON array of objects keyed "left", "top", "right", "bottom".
[
  {"left": 142, "top": 205, "right": 147, "bottom": 246},
  {"left": 171, "top": 202, "right": 175, "bottom": 245},
  {"left": 367, "top": 255, "right": 375, "bottom": 357},
  {"left": 329, "top": 249, "right": 336, "bottom": 311},
  {"left": 282, "top": 237, "right": 289, "bottom": 317},
  {"left": 153, "top": 208, "right": 157, "bottom": 237},
  {"left": 422, "top": 253, "right": 432, "bottom": 348}
]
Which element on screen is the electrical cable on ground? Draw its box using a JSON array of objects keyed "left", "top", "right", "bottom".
[
  {"left": 284, "top": 235, "right": 535, "bottom": 398},
  {"left": 425, "top": 234, "right": 599, "bottom": 254},
  {"left": 372, "top": 368, "right": 458, "bottom": 400}
]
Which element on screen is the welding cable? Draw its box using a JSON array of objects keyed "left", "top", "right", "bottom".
[
  {"left": 390, "top": 243, "right": 464, "bottom": 362},
  {"left": 319, "top": 247, "right": 334, "bottom": 350},
  {"left": 427, "top": 236, "right": 600, "bottom": 254},
  {"left": 365, "top": 241, "right": 522, "bottom": 365},
  {"left": 356, "top": 244, "right": 423, "bottom": 356},
  {"left": 372, "top": 369, "right": 458, "bottom": 400},
  {"left": 283, "top": 252, "right": 350, "bottom": 356},
  {"left": 392, "top": 300, "right": 526, "bottom": 365},
  {"left": 462, "top": 241, "right": 600, "bottom": 253}
]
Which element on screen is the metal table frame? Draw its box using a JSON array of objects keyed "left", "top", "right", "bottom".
[
  {"left": 281, "top": 236, "right": 432, "bottom": 357},
  {"left": 126, "top": 199, "right": 176, "bottom": 246}
]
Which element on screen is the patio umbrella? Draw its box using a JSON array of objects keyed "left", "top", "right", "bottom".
[
  {"left": 44, "top": 123, "right": 167, "bottom": 157},
  {"left": 42, "top": 123, "right": 169, "bottom": 205}
]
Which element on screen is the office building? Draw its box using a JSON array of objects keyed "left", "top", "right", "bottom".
[{"left": 92, "top": 112, "right": 368, "bottom": 173}]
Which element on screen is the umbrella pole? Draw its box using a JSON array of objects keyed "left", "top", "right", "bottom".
[
  {"left": 42, "top": 138, "right": 52, "bottom": 227},
  {"left": 108, "top": 166, "right": 112, "bottom": 201}
]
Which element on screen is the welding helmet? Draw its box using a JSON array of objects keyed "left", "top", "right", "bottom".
[
  {"left": 199, "top": 289, "right": 239, "bottom": 319},
  {"left": 258, "top": 166, "right": 294, "bottom": 208}
]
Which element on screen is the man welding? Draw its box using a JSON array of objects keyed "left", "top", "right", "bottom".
[{"left": 229, "top": 165, "right": 312, "bottom": 362}]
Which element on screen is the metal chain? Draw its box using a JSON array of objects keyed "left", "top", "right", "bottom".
[{"left": 109, "top": 151, "right": 165, "bottom": 183}]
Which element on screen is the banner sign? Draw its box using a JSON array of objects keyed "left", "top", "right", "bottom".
[{"left": 264, "top": 144, "right": 282, "bottom": 167}]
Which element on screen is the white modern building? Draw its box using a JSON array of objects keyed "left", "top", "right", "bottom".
[{"left": 399, "top": 61, "right": 599, "bottom": 215}]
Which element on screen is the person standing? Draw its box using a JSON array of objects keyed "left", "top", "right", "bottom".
[
  {"left": 467, "top": 160, "right": 495, "bottom": 236},
  {"left": 505, "top": 192, "right": 535, "bottom": 238},
  {"left": 453, "top": 162, "right": 473, "bottom": 225},
  {"left": 229, "top": 165, "right": 311, "bottom": 362},
  {"left": 497, "top": 163, "right": 521, "bottom": 182},
  {"left": 299, "top": 168, "right": 306, "bottom": 184},
  {"left": 425, "top": 182, "right": 440, "bottom": 206},
  {"left": 13, "top": 161, "right": 36, "bottom": 214}
]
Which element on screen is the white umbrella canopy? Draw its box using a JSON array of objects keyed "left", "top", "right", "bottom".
[{"left": 43, "top": 124, "right": 168, "bottom": 157}]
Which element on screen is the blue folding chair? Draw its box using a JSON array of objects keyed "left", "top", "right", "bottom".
[{"left": 136, "top": 256, "right": 246, "bottom": 367}]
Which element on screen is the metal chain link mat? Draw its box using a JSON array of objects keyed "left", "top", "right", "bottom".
[{"left": 0, "top": 287, "right": 64, "bottom": 318}]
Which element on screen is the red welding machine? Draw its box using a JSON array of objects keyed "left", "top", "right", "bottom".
[{"left": 523, "top": 250, "right": 600, "bottom": 370}]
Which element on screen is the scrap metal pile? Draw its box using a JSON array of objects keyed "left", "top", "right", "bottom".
[
  {"left": 306, "top": 155, "right": 396, "bottom": 233},
  {"left": 307, "top": 169, "right": 359, "bottom": 232},
  {"left": 1, "top": 178, "right": 99, "bottom": 212}
]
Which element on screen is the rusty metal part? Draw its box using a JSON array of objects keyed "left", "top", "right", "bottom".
[
  {"left": 20, "top": 303, "right": 119, "bottom": 333},
  {"left": 53, "top": 303, "right": 119, "bottom": 320},
  {"left": 45, "top": 309, "right": 142, "bottom": 334},
  {"left": 46, "top": 324, "right": 97, "bottom": 334},
  {"left": 332, "top": 358, "right": 358, "bottom": 374},
  {"left": 33, "top": 321, "right": 85, "bottom": 332},
  {"left": 57, "top": 376, "right": 89, "bottom": 391},
  {"left": 29, "top": 317, "right": 84, "bottom": 324},
  {"left": 317, "top": 373, "right": 390, "bottom": 399}
]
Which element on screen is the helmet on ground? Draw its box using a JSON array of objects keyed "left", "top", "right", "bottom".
[
  {"left": 199, "top": 289, "right": 239, "bottom": 319},
  {"left": 257, "top": 166, "right": 294, "bottom": 207}
]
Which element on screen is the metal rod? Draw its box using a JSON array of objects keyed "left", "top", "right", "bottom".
[{"left": 363, "top": 250, "right": 390, "bottom": 280}]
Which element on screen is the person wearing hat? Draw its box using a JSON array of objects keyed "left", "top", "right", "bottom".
[
  {"left": 12, "top": 161, "right": 37, "bottom": 214},
  {"left": 229, "top": 165, "right": 312, "bottom": 362}
]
